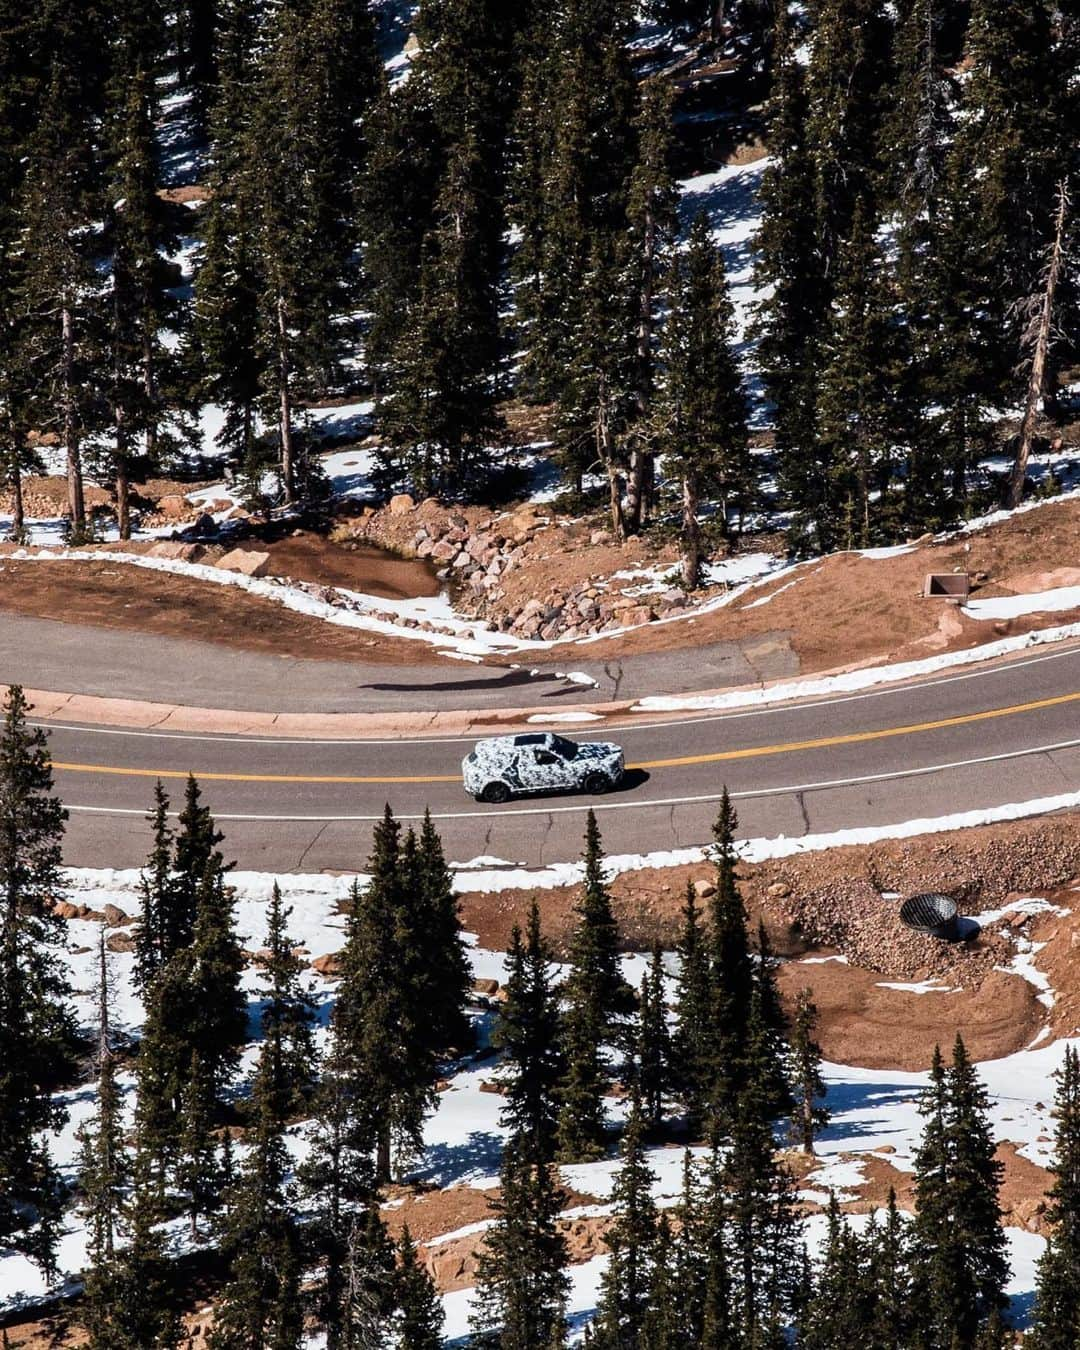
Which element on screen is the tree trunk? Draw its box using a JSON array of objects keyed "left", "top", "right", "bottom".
[
  {"left": 143, "top": 325, "right": 157, "bottom": 467},
  {"left": 276, "top": 293, "right": 295, "bottom": 505},
  {"left": 627, "top": 179, "right": 659, "bottom": 535},
  {"left": 1006, "top": 180, "right": 1069, "bottom": 511},
  {"left": 62, "top": 303, "right": 86, "bottom": 536},
  {"left": 116, "top": 457, "right": 130, "bottom": 540},
  {"left": 597, "top": 388, "right": 625, "bottom": 539},
  {"left": 9, "top": 455, "right": 24, "bottom": 540},
  {"left": 376, "top": 1127, "right": 391, "bottom": 1186},
  {"left": 681, "top": 473, "right": 700, "bottom": 590}
]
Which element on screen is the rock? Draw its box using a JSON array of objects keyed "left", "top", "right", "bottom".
[
  {"left": 478, "top": 1080, "right": 505, "bottom": 1095},
  {"left": 106, "top": 932, "right": 136, "bottom": 953},
  {"left": 431, "top": 539, "right": 457, "bottom": 563},
  {"left": 389, "top": 492, "right": 415, "bottom": 515},
  {"left": 192, "top": 512, "right": 217, "bottom": 536},
  {"left": 693, "top": 879, "right": 716, "bottom": 899},
  {"left": 157, "top": 493, "right": 190, "bottom": 519},
  {"left": 53, "top": 900, "right": 80, "bottom": 920},
  {"left": 767, "top": 882, "right": 792, "bottom": 898},
  {"left": 472, "top": 978, "right": 500, "bottom": 997},
  {"left": 310, "top": 953, "right": 343, "bottom": 979},
  {"left": 590, "top": 529, "right": 612, "bottom": 546},
  {"left": 453, "top": 551, "right": 472, "bottom": 569},
  {"left": 102, "top": 903, "right": 130, "bottom": 927},
  {"left": 416, "top": 537, "right": 435, "bottom": 558},
  {"left": 622, "top": 604, "right": 655, "bottom": 627},
  {"left": 216, "top": 548, "right": 272, "bottom": 578},
  {"left": 1008, "top": 909, "right": 1030, "bottom": 929},
  {"left": 149, "top": 540, "right": 205, "bottom": 562},
  {"left": 659, "top": 588, "right": 687, "bottom": 608}
]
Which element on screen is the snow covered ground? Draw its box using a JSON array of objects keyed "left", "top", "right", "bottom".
[{"left": 0, "top": 865, "right": 1067, "bottom": 1333}]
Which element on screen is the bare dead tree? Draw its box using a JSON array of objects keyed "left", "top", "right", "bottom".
[{"left": 1005, "top": 179, "right": 1070, "bottom": 510}]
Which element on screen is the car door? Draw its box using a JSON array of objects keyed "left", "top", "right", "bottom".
[{"left": 529, "top": 746, "right": 575, "bottom": 791}]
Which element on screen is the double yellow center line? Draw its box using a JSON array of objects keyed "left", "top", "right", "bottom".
[{"left": 50, "top": 689, "right": 1080, "bottom": 785}]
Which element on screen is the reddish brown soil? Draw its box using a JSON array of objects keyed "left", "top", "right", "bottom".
[{"left": 0, "top": 557, "right": 435, "bottom": 665}]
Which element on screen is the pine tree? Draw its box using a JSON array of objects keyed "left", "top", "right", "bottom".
[
  {"left": 801, "top": 1195, "right": 876, "bottom": 1349},
  {"left": 211, "top": 1032, "right": 304, "bottom": 1349},
  {"left": 334, "top": 809, "right": 438, "bottom": 1183},
  {"left": 394, "top": 1224, "right": 445, "bottom": 1350},
  {"left": 254, "top": 883, "right": 318, "bottom": 1125},
  {"left": 134, "top": 780, "right": 173, "bottom": 993},
  {"left": 705, "top": 790, "right": 754, "bottom": 1131},
  {"left": 415, "top": 809, "right": 472, "bottom": 1056},
  {"left": 592, "top": 1095, "right": 660, "bottom": 1348},
  {"left": 176, "top": 1048, "right": 222, "bottom": 1243},
  {"left": 493, "top": 901, "right": 563, "bottom": 1164},
  {"left": 469, "top": 1136, "right": 570, "bottom": 1348},
  {"left": 634, "top": 945, "right": 669, "bottom": 1136},
  {"left": 188, "top": 862, "right": 247, "bottom": 1100},
  {"left": 171, "top": 774, "right": 226, "bottom": 957},
  {"left": 336, "top": 1209, "right": 396, "bottom": 1349},
  {"left": 0, "top": 684, "right": 74, "bottom": 1272},
  {"left": 1031, "top": 1046, "right": 1080, "bottom": 1346},
  {"left": 15, "top": 63, "right": 101, "bottom": 539},
  {"left": 556, "top": 811, "right": 635, "bottom": 1161},
  {"left": 753, "top": 0, "right": 825, "bottom": 539},
  {"left": 658, "top": 212, "right": 750, "bottom": 585},
  {"left": 910, "top": 1036, "right": 1009, "bottom": 1346},
  {"left": 866, "top": 1188, "right": 913, "bottom": 1348},
  {"left": 79, "top": 937, "right": 130, "bottom": 1347},
  {"left": 671, "top": 880, "right": 711, "bottom": 1133},
  {"left": 788, "top": 987, "right": 828, "bottom": 1154}
]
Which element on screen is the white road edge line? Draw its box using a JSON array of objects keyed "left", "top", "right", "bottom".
[{"left": 61, "top": 734, "right": 1080, "bottom": 822}]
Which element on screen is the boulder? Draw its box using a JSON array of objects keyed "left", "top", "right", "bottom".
[
  {"left": 53, "top": 900, "right": 80, "bottom": 920},
  {"left": 149, "top": 540, "right": 204, "bottom": 562},
  {"left": 216, "top": 548, "right": 271, "bottom": 578},
  {"left": 106, "top": 932, "right": 136, "bottom": 953},
  {"left": 693, "top": 879, "right": 717, "bottom": 899},
  {"left": 102, "top": 903, "right": 131, "bottom": 927},
  {"left": 621, "top": 605, "right": 656, "bottom": 627},
  {"left": 431, "top": 539, "right": 457, "bottom": 563},
  {"left": 388, "top": 492, "right": 415, "bottom": 516},
  {"left": 310, "top": 952, "right": 343, "bottom": 979},
  {"left": 157, "top": 493, "right": 190, "bottom": 519}
]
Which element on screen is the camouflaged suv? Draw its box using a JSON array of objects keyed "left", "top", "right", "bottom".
[{"left": 462, "top": 732, "right": 625, "bottom": 803}]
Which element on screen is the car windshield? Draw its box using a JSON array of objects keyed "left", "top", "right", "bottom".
[{"left": 552, "top": 736, "right": 578, "bottom": 760}]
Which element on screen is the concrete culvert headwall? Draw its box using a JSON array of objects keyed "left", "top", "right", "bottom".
[{"left": 899, "top": 892, "right": 960, "bottom": 940}]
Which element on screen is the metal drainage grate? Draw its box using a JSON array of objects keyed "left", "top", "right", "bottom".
[{"left": 899, "top": 892, "right": 960, "bottom": 940}]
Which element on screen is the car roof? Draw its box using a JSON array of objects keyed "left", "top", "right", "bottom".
[{"left": 474, "top": 733, "right": 560, "bottom": 755}]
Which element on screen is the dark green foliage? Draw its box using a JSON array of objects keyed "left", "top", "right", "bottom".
[
  {"left": 415, "top": 809, "right": 473, "bottom": 1055},
  {"left": 910, "top": 1037, "right": 1009, "bottom": 1347},
  {"left": 493, "top": 901, "right": 563, "bottom": 1163},
  {"left": 788, "top": 987, "right": 828, "bottom": 1154},
  {"left": 176, "top": 1049, "right": 223, "bottom": 1242},
  {"left": 592, "top": 1096, "right": 661, "bottom": 1348},
  {"left": 0, "top": 685, "right": 74, "bottom": 1272},
  {"left": 705, "top": 790, "right": 754, "bottom": 1128},
  {"left": 469, "top": 1137, "right": 570, "bottom": 1348},
  {"left": 394, "top": 1223, "right": 445, "bottom": 1349},
  {"left": 1031, "top": 1046, "right": 1080, "bottom": 1346},
  {"left": 658, "top": 212, "right": 751, "bottom": 584},
  {"left": 556, "top": 811, "right": 636, "bottom": 1162},
  {"left": 171, "top": 773, "right": 227, "bottom": 956},
  {"left": 134, "top": 781, "right": 173, "bottom": 993},
  {"left": 253, "top": 883, "right": 319, "bottom": 1125},
  {"left": 634, "top": 945, "right": 670, "bottom": 1135},
  {"left": 801, "top": 1195, "right": 877, "bottom": 1349},
  {"left": 671, "top": 880, "right": 711, "bottom": 1132}
]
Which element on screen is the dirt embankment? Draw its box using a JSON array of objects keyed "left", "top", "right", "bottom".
[{"left": 458, "top": 811, "right": 1080, "bottom": 1072}]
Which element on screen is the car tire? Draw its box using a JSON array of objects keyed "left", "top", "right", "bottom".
[
  {"left": 584, "top": 771, "right": 612, "bottom": 795},
  {"left": 482, "top": 781, "right": 511, "bottom": 804}
]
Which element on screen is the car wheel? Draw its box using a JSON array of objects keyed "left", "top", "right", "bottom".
[
  {"left": 482, "top": 781, "right": 511, "bottom": 804},
  {"left": 584, "top": 771, "right": 611, "bottom": 795}
]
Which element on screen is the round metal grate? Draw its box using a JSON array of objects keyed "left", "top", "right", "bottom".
[{"left": 899, "top": 892, "right": 959, "bottom": 940}]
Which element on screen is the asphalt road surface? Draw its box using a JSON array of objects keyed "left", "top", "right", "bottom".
[{"left": 37, "top": 642, "right": 1080, "bottom": 871}]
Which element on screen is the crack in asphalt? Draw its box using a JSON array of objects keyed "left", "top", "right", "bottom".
[
  {"left": 603, "top": 661, "right": 624, "bottom": 702},
  {"left": 795, "top": 791, "right": 811, "bottom": 836},
  {"left": 295, "top": 822, "right": 329, "bottom": 871},
  {"left": 537, "top": 813, "right": 554, "bottom": 865}
]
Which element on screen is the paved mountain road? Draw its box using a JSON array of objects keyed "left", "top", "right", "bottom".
[{"left": 38, "top": 642, "right": 1080, "bottom": 871}]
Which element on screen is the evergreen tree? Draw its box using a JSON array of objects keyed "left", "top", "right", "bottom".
[
  {"left": 171, "top": 773, "right": 227, "bottom": 957},
  {"left": 334, "top": 809, "right": 438, "bottom": 1183},
  {"left": 211, "top": 1032, "right": 304, "bottom": 1348},
  {"left": 469, "top": 1136, "right": 570, "bottom": 1348},
  {"left": 556, "top": 811, "right": 635, "bottom": 1162},
  {"left": 671, "top": 880, "right": 711, "bottom": 1133},
  {"left": 415, "top": 809, "right": 472, "bottom": 1056},
  {"left": 801, "top": 1195, "right": 876, "bottom": 1349},
  {"left": 254, "top": 883, "right": 319, "bottom": 1125},
  {"left": 188, "top": 862, "right": 248, "bottom": 1100},
  {"left": 0, "top": 684, "right": 74, "bottom": 1272},
  {"left": 634, "top": 945, "right": 669, "bottom": 1135},
  {"left": 493, "top": 901, "right": 563, "bottom": 1163},
  {"left": 705, "top": 790, "right": 754, "bottom": 1130},
  {"left": 788, "top": 986, "right": 828, "bottom": 1154},
  {"left": 394, "top": 1224, "right": 445, "bottom": 1350},
  {"left": 336, "top": 1209, "right": 397, "bottom": 1349},
  {"left": 865, "top": 1188, "right": 913, "bottom": 1349},
  {"left": 1031, "top": 1045, "right": 1080, "bottom": 1347},
  {"left": 592, "top": 1095, "right": 660, "bottom": 1348},
  {"left": 134, "top": 780, "right": 173, "bottom": 993},
  {"left": 176, "top": 1048, "right": 223, "bottom": 1242},
  {"left": 910, "top": 1037, "right": 1009, "bottom": 1346},
  {"left": 753, "top": 0, "right": 825, "bottom": 539},
  {"left": 658, "top": 212, "right": 751, "bottom": 585}
]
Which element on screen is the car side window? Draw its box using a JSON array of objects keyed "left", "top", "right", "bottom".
[{"left": 535, "top": 750, "right": 558, "bottom": 765}]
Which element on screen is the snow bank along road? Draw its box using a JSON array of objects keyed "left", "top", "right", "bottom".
[{"left": 34, "top": 642, "right": 1080, "bottom": 870}]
